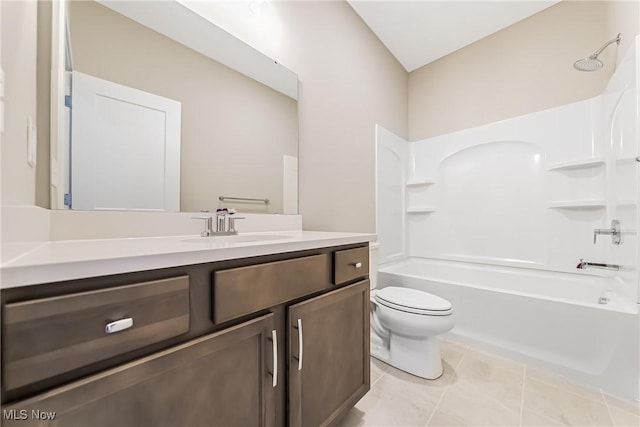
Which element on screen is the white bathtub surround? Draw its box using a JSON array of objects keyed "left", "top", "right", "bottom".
[
  {"left": 377, "top": 88, "right": 638, "bottom": 298},
  {"left": 375, "top": 35, "right": 639, "bottom": 304},
  {"left": 375, "top": 126, "right": 408, "bottom": 264},
  {"left": 378, "top": 258, "right": 639, "bottom": 400}
]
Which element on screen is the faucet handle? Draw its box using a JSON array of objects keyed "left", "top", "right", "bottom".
[
  {"left": 228, "top": 216, "right": 246, "bottom": 233},
  {"left": 192, "top": 216, "right": 213, "bottom": 237}
]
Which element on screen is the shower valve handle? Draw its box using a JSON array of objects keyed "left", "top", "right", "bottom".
[{"left": 593, "top": 219, "right": 621, "bottom": 245}]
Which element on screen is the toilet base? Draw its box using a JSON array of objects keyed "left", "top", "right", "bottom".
[
  {"left": 371, "top": 330, "right": 444, "bottom": 380},
  {"left": 390, "top": 334, "right": 443, "bottom": 379},
  {"left": 371, "top": 332, "right": 390, "bottom": 364}
]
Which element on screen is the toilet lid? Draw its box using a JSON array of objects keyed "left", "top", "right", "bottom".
[{"left": 375, "top": 287, "right": 452, "bottom": 315}]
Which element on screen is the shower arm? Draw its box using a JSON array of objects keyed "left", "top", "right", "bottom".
[{"left": 589, "top": 33, "right": 621, "bottom": 59}]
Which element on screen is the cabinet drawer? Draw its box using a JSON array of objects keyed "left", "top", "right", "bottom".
[
  {"left": 333, "top": 246, "right": 369, "bottom": 285},
  {"left": 213, "top": 254, "right": 329, "bottom": 323},
  {"left": 2, "top": 276, "right": 190, "bottom": 391},
  {"left": 1, "top": 314, "right": 275, "bottom": 427}
]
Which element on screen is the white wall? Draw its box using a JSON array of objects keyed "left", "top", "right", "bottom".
[{"left": 1, "top": 1, "right": 38, "bottom": 207}]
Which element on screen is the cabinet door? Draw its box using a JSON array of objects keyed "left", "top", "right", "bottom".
[
  {"left": 288, "top": 280, "right": 370, "bottom": 427},
  {"left": 2, "top": 314, "right": 277, "bottom": 427}
]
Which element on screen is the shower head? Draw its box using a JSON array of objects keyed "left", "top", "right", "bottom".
[
  {"left": 573, "top": 33, "right": 621, "bottom": 72},
  {"left": 574, "top": 56, "right": 603, "bottom": 72}
]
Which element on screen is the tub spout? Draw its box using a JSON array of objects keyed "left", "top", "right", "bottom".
[{"left": 576, "top": 258, "right": 619, "bottom": 271}]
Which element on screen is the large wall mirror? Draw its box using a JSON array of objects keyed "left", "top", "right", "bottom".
[{"left": 50, "top": 0, "right": 299, "bottom": 214}]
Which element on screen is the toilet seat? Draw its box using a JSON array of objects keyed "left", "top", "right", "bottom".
[{"left": 375, "top": 287, "right": 452, "bottom": 316}]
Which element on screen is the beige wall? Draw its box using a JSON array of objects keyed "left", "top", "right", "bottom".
[
  {"left": 2, "top": 1, "right": 406, "bottom": 234},
  {"left": 1, "top": 1, "right": 38, "bottom": 206},
  {"left": 273, "top": 1, "right": 408, "bottom": 232},
  {"left": 69, "top": 1, "right": 297, "bottom": 214},
  {"left": 409, "top": 1, "right": 640, "bottom": 140}
]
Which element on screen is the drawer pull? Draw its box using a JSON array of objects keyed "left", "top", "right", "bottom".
[
  {"left": 105, "top": 318, "right": 134, "bottom": 334},
  {"left": 351, "top": 262, "right": 363, "bottom": 268},
  {"left": 268, "top": 329, "right": 278, "bottom": 388}
]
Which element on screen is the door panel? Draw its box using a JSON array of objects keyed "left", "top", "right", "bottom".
[
  {"left": 288, "top": 280, "right": 370, "bottom": 427},
  {"left": 71, "top": 71, "right": 181, "bottom": 211}
]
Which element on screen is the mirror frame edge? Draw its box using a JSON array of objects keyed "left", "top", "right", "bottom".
[{"left": 50, "top": 0, "right": 67, "bottom": 209}]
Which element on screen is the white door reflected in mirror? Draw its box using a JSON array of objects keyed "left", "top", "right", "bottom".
[{"left": 71, "top": 71, "right": 181, "bottom": 211}]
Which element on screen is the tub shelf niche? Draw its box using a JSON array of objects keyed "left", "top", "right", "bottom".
[
  {"left": 406, "top": 178, "right": 436, "bottom": 187},
  {"left": 547, "top": 157, "right": 605, "bottom": 171},
  {"left": 406, "top": 207, "right": 437, "bottom": 214},
  {"left": 547, "top": 199, "right": 606, "bottom": 209}
]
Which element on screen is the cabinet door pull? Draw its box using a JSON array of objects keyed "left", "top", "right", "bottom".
[
  {"left": 293, "top": 318, "right": 303, "bottom": 371},
  {"left": 351, "top": 262, "right": 363, "bottom": 268},
  {"left": 105, "top": 318, "right": 133, "bottom": 334},
  {"left": 268, "top": 329, "right": 278, "bottom": 388}
]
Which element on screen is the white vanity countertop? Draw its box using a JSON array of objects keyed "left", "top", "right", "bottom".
[{"left": 1, "top": 231, "right": 376, "bottom": 289}]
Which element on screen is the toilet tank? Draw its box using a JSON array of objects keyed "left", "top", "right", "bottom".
[{"left": 369, "top": 242, "right": 380, "bottom": 290}]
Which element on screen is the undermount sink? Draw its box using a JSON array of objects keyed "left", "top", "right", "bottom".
[{"left": 181, "top": 234, "right": 293, "bottom": 244}]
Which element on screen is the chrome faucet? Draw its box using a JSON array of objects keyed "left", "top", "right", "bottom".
[
  {"left": 576, "top": 259, "right": 619, "bottom": 271},
  {"left": 215, "top": 209, "right": 228, "bottom": 233},
  {"left": 192, "top": 209, "right": 245, "bottom": 237}
]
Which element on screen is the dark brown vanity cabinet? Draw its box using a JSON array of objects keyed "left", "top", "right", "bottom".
[{"left": 1, "top": 243, "right": 369, "bottom": 427}]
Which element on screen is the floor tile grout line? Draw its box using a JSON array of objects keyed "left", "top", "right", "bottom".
[
  {"left": 370, "top": 360, "right": 391, "bottom": 388},
  {"left": 519, "top": 364, "right": 527, "bottom": 427},
  {"left": 526, "top": 373, "right": 612, "bottom": 406},
  {"left": 424, "top": 344, "right": 470, "bottom": 427},
  {"left": 601, "top": 389, "right": 617, "bottom": 427}
]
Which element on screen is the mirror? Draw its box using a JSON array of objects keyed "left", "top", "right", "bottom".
[{"left": 52, "top": 0, "right": 298, "bottom": 214}]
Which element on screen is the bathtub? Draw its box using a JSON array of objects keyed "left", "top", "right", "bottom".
[{"left": 377, "top": 258, "right": 640, "bottom": 400}]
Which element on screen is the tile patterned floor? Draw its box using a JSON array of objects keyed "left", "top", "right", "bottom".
[{"left": 338, "top": 338, "right": 640, "bottom": 427}]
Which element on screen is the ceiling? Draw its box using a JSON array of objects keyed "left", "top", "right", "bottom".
[{"left": 347, "top": 1, "right": 561, "bottom": 72}]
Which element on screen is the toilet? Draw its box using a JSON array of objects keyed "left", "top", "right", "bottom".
[{"left": 369, "top": 244, "right": 455, "bottom": 379}]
